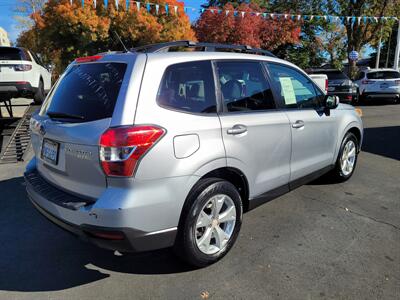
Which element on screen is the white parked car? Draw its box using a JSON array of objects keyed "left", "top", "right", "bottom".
[
  {"left": 355, "top": 68, "right": 400, "bottom": 103},
  {"left": 0, "top": 46, "right": 52, "bottom": 104}
]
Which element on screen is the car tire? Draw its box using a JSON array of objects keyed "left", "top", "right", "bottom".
[
  {"left": 329, "top": 132, "right": 359, "bottom": 182},
  {"left": 174, "top": 178, "right": 243, "bottom": 267},
  {"left": 34, "top": 79, "right": 45, "bottom": 104}
]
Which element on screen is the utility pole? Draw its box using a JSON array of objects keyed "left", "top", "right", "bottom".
[
  {"left": 394, "top": 21, "right": 400, "bottom": 70},
  {"left": 375, "top": 28, "right": 383, "bottom": 69}
]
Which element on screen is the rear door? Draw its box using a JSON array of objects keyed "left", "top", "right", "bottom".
[
  {"left": 31, "top": 60, "right": 129, "bottom": 199},
  {"left": 215, "top": 60, "right": 291, "bottom": 198},
  {"left": 266, "top": 62, "right": 338, "bottom": 184}
]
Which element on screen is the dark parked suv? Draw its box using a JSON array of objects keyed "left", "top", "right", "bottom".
[{"left": 308, "top": 69, "right": 358, "bottom": 104}]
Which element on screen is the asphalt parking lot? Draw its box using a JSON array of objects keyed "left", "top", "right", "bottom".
[{"left": 0, "top": 102, "right": 399, "bottom": 300}]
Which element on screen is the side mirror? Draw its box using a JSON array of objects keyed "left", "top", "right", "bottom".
[{"left": 325, "top": 95, "right": 339, "bottom": 109}]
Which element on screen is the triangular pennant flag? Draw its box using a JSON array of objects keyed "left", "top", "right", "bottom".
[
  {"left": 184, "top": 6, "right": 188, "bottom": 13},
  {"left": 70, "top": 0, "right": 72, "bottom": 5},
  {"left": 347, "top": 16, "right": 351, "bottom": 22},
  {"left": 291, "top": 15, "right": 296, "bottom": 20},
  {"left": 363, "top": 16, "right": 367, "bottom": 24},
  {"left": 309, "top": 15, "right": 314, "bottom": 21},
  {"left": 374, "top": 17, "right": 378, "bottom": 22},
  {"left": 81, "top": 0, "right": 84, "bottom": 7},
  {"left": 225, "top": 10, "right": 229, "bottom": 16},
  {"left": 270, "top": 13, "right": 274, "bottom": 19},
  {"left": 262, "top": 13, "right": 267, "bottom": 18},
  {"left": 165, "top": 4, "right": 169, "bottom": 15},
  {"left": 136, "top": 2, "right": 140, "bottom": 10},
  {"left": 358, "top": 17, "right": 361, "bottom": 25},
  {"left": 94, "top": 0, "right": 97, "bottom": 8},
  {"left": 146, "top": 3, "right": 150, "bottom": 12},
  {"left": 241, "top": 11, "right": 245, "bottom": 18},
  {"left": 234, "top": 11, "right": 238, "bottom": 16},
  {"left": 125, "top": 0, "right": 129, "bottom": 9},
  {"left": 352, "top": 16, "right": 356, "bottom": 23},
  {"left": 284, "top": 14, "right": 288, "bottom": 19},
  {"left": 323, "top": 15, "right": 327, "bottom": 21},
  {"left": 218, "top": 9, "right": 222, "bottom": 14},
  {"left": 210, "top": 9, "right": 215, "bottom": 14},
  {"left": 303, "top": 15, "right": 308, "bottom": 20},
  {"left": 155, "top": 4, "right": 159, "bottom": 14},
  {"left": 174, "top": 6, "right": 178, "bottom": 14},
  {"left": 297, "top": 15, "right": 301, "bottom": 21},
  {"left": 115, "top": 0, "right": 118, "bottom": 10},
  {"left": 315, "top": 15, "right": 320, "bottom": 21},
  {"left": 200, "top": 8, "right": 205, "bottom": 13},
  {"left": 256, "top": 12, "right": 260, "bottom": 17}
]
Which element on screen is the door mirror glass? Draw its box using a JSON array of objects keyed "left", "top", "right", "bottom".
[{"left": 325, "top": 95, "right": 339, "bottom": 109}]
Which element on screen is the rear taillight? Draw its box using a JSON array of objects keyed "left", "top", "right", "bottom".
[
  {"left": 99, "top": 125, "right": 165, "bottom": 177},
  {"left": 325, "top": 79, "right": 328, "bottom": 92},
  {"left": 13, "top": 64, "right": 32, "bottom": 71},
  {"left": 361, "top": 80, "right": 375, "bottom": 84}
]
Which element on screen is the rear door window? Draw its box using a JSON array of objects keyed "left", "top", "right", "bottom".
[
  {"left": 366, "top": 71, "right": 400, "bottom": 79},
  {"left": 157, "top": 61, "right": 217, "bottom": 113},
  {"left": 40, "top": 62, "right": 127, "bottom": 122},
  {"left": 0, "top": 47, "right": 30, "bottom": 61},
  {"left": 215, "top": 61, "right": 275, "bottom": 112}
]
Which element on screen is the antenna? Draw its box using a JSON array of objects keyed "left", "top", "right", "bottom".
[{"left": 113, "top": 31, "right": 128, "bottom": 52}]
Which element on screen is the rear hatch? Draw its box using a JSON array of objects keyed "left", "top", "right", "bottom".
[
  {"left": 0, "top": 47, "right": 31, "bottom": 83},
  {"left": 325, "top": 71, "right": 353, "bottom": 92},
  {"left": 365, "top": 70, "right": 400, "bottom": 93},
  {"left": 31, "top": 58, "right": 130, "bottom": 199}
]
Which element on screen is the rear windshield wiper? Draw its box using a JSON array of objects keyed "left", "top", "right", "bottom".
[{"left": 47, "top": 111, "right": 85, "bottom": 120}]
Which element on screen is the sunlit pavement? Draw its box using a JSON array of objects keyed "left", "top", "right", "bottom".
[{"left": 0, "top": 102, "right": 399, "bottom": 299}]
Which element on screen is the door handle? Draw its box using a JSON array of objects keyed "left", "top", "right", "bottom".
[
  {"left": 292, "top": 120, "right": 305, "bottom": 129},
  {"left": 227, "top": 124, "right": 247, "bottom": 135}
]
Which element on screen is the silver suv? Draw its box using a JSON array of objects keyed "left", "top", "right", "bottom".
[{"left": 25, "top": 41, "right": 363, "bottom": 267}]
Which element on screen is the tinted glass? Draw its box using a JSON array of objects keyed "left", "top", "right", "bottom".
[
  {"left": 0, "top": 47, "right": 30, "bottom": 61},
  {"left": 267, "top": 63, "right": 323, "bottom": 109},
  {"left": 157, "top": 61, "right": 217, "bottom": 113},
  {"left": 324, "top": 71, "right": 348, "bottom": 80},
  {"left": 366, "top": 71, "right": 400, "bottom": 79},
  {"left": 216, "top": 61, "right": 275, "bottom": 112},
  {"left": 40, "top": 62, "right": 126, "bottom": 122}
]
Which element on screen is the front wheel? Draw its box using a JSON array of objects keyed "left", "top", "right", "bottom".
[
  {"left": 174, "top": 178, "right": 243, "bottom": 267},
  {"left": 329, "top": 132, "right": 359, "bottom": 182}
]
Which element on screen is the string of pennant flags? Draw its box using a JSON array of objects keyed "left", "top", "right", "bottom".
[{"left": 73, "top": 0, "right": 399, "bottom": 25}]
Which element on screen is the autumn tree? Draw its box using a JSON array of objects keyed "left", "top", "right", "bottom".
[
  {"left": 17, "top": 0, "right": 195, "bottom": 76},
  {"left": 195, "top": 3, "right": 300, "bottom": 51}
]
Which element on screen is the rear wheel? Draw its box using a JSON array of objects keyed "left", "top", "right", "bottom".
[
  {"left": 174, "top": 178, "right": 243, "bottom": 267},
  {"left": 34, "top": 79, "right": 45, "bottom": 104},
  {"left": 329, "top": 132, "right": 359, "bottom": 182}
]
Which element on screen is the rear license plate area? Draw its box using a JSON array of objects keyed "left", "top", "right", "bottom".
[{"left": 41, "top": 139, "right": 59, "bottom": 165}]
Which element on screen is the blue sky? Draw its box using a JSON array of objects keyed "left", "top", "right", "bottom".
[{"left": 0, "top": 0, "right": 205, "bottom": 43}]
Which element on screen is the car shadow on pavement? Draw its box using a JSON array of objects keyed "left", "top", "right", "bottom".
[
  {"left": 362, "top": 126, "right": 399, "bottom": 161},
  {"left": 0, "top": 176, "right": 193, "bottom": 292}
]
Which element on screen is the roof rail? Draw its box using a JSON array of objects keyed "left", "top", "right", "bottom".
[{"left": 131, "top": 40, "right": 276, "bottom": 57}]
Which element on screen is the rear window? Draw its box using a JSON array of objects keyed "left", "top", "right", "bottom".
[
  {"left": 40, "top": 62, "right": 127, "bottom": 122},
  {"left": 0, "top": 47, "right": 31, "bottom": 61},
  {"left": 324, "top": 71, "right": 348, "bottom": 80},
  {"left": 366, "top": 71, "right": 400, "bottom": 79}
]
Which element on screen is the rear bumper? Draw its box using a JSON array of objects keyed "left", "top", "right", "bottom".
[
  {"left": 24, "top": 159, "right": 182, "bottom": 253},
  {"left": 0, "top": 81, "right": 36, "bottom": 98},
  {"left": 362, "top": 92, "right": 400, "bottom": 99},
  {"left": 328, "top": 91, "right": 357, "bottom": 103}
]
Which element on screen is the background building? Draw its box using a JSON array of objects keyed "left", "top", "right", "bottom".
[{"left": 0, "top": 27, "right": 11, "bottom": 46}]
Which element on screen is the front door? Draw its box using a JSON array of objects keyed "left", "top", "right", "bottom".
[{"left": 266, "top": 63, "right": 338, "bottom": 183}]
